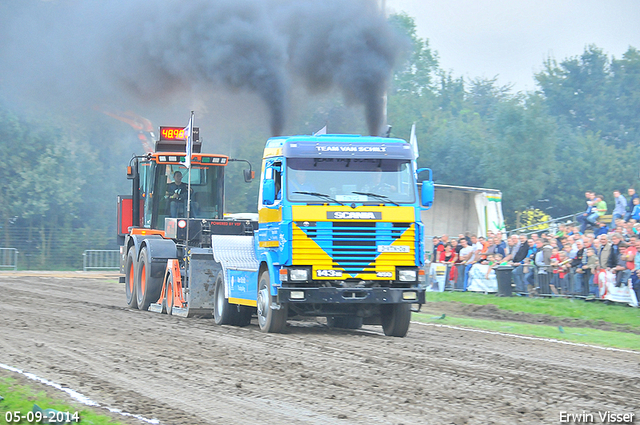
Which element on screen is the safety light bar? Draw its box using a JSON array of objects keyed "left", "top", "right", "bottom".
[{"left": 156, "top": 154, "right": 228, "bottom": 164}]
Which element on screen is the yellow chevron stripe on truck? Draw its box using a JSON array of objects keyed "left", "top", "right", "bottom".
[
  {"left": 355, "top": 224, "right": 415, "bottom": 279},
  {"left": 291, "top": 223, "right": 343, "bottom": 274},
  {"left": 291, "top": 220, "right": 416, "bottom": 280}
]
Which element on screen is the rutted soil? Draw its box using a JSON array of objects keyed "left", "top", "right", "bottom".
[
  {"left": 0, "top": 274, "right": 638, "bottom": 425},
  {"left": 421, "top": 301, "right": 640, "bottom": 335}
]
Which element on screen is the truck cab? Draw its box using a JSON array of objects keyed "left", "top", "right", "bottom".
[{"left": 246, "top": 134, "right": 433, "bottom": 336}]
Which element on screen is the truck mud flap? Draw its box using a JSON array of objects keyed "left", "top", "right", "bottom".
[{"left": 182, "top": 248, "right": 222, "bottom": 316}]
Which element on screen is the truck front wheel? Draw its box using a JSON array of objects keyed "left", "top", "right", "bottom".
[
  {"left": 381, "top": 303, "right": 411, "bottom": 337},
  {"left": 125, "top": 248, "right": 138, "bottom": 309},
  {"left": 257, "top": 271, "right": 287, "bottom": 333}
]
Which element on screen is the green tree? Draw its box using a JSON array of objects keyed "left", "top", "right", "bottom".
[
  {"left": 482, "top": 95, "right": 557, "bottom": 225},
  {"left": 468, "top": 76, "right": 513, "bottom": 118},
  {"left": 388, "top": 12, "right": 439, "bottom": 97},
  {"left": 420, "top": 109, "right": 488, "bottom": 188},
  {"left": 0, "top": 104, "right": 119, "bottom": 268},
  {"left": 608, "top": 47, "right": 640, "bottom": 146},
  {"left": 436, "top": 71, "right": 465, "bottom": 115},
  {"left": 535, "top": 45, "right": 640, "bottom": 148},
  {"left": 543, "top": 127, "right": 640, "bottom": 217},
  {"left": 535, "top": 45, "right": 609, "bottom": 132}
]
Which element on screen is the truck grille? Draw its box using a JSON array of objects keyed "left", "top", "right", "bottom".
[{"left": 293, "top": 221, "right": 414, "bottom": 274}]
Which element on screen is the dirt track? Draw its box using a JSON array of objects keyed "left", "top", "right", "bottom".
[{"left": 1, "top": 274, "right": 638, "bottom": 425}]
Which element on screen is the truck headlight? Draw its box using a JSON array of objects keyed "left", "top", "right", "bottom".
[
  {"left": 289, "top": 268, "right": 309, "bottom": 281},
  {"left": 398, "top": 270, "right": 417, "bottom": 282}
]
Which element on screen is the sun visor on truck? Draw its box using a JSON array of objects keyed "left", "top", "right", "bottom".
[{"left": 282, "top": 140, "right": 414, "bottom": 160}]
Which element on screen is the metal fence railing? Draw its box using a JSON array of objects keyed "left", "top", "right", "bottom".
[
  {"left": 429, "top": 262, "right": 597, "bottom": 298},
  {"left": 0, "top": 248, "right": 19, "bottom": 271},
  {"left": 507, "top": 213, "right": 577, "bottom": 236},
  {"left": 82, "top": 250, "right": 120, "bottom": 272}
]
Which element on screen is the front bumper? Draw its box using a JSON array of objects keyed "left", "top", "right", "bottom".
[{"left": 277, "top": 287, "right": 425, "bottom": 304}]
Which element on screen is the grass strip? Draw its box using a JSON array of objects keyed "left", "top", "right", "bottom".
[
  {"left": 413, "top": 312, "right": 640, "bottom": 352},
  {"left": 425, "top": 291, "right": 640, "bottom": 330},
  {"left": 0, "top": 376, "right": 125, "bottom": 425}
]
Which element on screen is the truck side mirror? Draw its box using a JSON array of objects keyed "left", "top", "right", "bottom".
[
  {"left": 127, "top": 165, "right": 137, "bottom": 180},
  {"left": 421, "top": 180, "right": 434, "bottom": 209},
  {"left": 262, "top": 179, "right": 276, "bottom": 205},
  {"left": 244, "top": 169, "right": 255, "bottom": 183},
  {"left": 229, "top": 158, "right": 254, "bottom": 183},
  {"left": 416, "top": 168, "right": 434, "bottom": 209}
]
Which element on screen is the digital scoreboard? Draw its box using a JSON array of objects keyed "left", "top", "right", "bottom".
[{"left": 159, "top": 126, "right": 200, "bottom": 141}]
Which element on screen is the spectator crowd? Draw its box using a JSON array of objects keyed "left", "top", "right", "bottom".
[{"left": 431, "top": 188, "right": 640, "bottom": 307}]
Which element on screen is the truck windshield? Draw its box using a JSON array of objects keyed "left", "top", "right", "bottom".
[
  {"left": 147, "top": 163, "right": 224, "bottom": 229},
  {"left": 286, "top": 158, "right": 415, "bottom": 204}
]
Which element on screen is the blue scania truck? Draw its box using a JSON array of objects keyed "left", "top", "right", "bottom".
[{"left": 120, "top": 132, "right": 433, "bottom": 337}]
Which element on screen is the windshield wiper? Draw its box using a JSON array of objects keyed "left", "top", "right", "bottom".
[
  {"left": 351, "top": 191, "right": 399, "bottom": 206},
  {"left": 293, "top": 191, "right": 346, "bottom": 206}
]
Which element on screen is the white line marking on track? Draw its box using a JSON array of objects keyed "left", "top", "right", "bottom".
[
  {"left": 0, "top": 363, "right": 160, "bottom": 424},
  {"left": 412, "top": 321, "right": 639, "bottom": 354}
]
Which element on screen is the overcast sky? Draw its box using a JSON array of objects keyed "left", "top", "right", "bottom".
[{"left": 385, "top": 0, "right": 640, "bottom": 92}]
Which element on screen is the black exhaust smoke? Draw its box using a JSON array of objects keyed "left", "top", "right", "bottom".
[
  {"left": 278, "top": 0, "right": 403, "bottom": 136},
  {"left": 108, "top": 0, "right": 289, "bottom": 136},
  {"left": 0, "top": 0, "right": 404, "bottom": 136}
]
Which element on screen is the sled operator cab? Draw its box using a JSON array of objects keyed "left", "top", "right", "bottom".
[
  {"left": 116, "top": 125, "right": 253, "bottom": 243},
  {"left": 129, "top": 150, "right": 226, "bottom": 230},
  {"left": 117, "top": 125, "right": 256, "bottom": 317}
]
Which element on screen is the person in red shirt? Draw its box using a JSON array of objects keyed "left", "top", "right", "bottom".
[
  {"left": 440, "top": 242, "right": 459, "bottom": 287},
  {"left": 440, "top": 243, "right": 457, "bottom": 263},
  {"left": 554, "top": 251, "right": 572, "bottom": 294}
]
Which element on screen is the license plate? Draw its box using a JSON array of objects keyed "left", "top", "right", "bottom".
[
  {"left": 316, "top": 269, "right": 343, "bottom": 277},
  {"left": 377, "top": 245, "right": 410, "bottom": 253}
]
